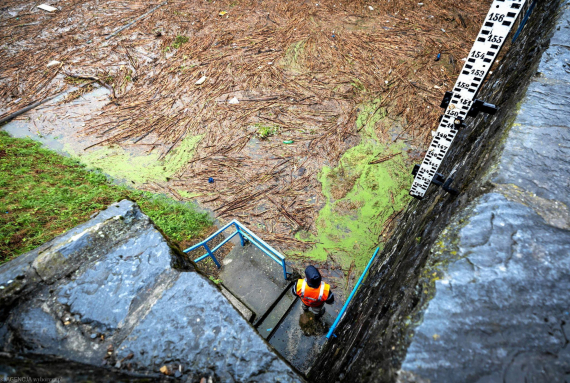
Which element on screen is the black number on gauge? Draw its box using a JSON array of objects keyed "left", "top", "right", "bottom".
[
  {"left": 471, "top": 51, "right": 485, "bottom": 58},
  {"left": 471, "top": 69, "right": 484, "bottom": 76},
  {"left": 488, "top": 13, "right": 504, "bottom": 22},
  {"left": 487, "top": 34, "right": 503, "bottom": 43}
]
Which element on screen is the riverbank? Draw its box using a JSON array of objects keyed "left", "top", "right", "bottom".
[{"left": 0, "top": 131, "right": 212, "bottom": 263}]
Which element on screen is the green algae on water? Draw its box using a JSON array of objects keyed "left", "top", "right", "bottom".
[
  {"left": 280, "top": 40, "right": 306, "bottom": 72},
  {"left": 68, "top": 134, "right": 203, "bottom": 185},
  {"left": 177, "top": 190, "right": 203, "bottom": 199},
  {"left": 297, "top": 99, "right": 412, "bottom": 271}
]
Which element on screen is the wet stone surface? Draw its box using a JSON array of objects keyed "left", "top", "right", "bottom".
[
  {"left": 0, "top": 200, "right": 301, "bottom": 382},
  {"left": 399, "top": 193, "right": 570, "bottom": 382},
  {"left": 56, "top": 226, "right": 173, "bottom": 331},
  {"left": 399, "top": 2, "right": 570, "bottom": 382},
  {"left": 270, "top": 299, "right": 340, "bottom": 375},
  {"left": 311, "top": 1, "right": 570, "bottom": 382},
  {"left": 219, "top": 241, "right": 290, "bottom": 317}
]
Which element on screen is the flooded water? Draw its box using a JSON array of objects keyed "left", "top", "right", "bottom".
[
  {"left": 3, "top": 85, "right": 109, "bottom": 154},
  {"left": 2, "top": 86, "right": 410, "bottom": 306},
  {"left": 3, "top": 85, "right": 202, "bottom": 187}
]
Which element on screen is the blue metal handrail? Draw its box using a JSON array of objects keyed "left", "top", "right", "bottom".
[
  {"left": 183, "top": 220, "right": 288, "bottom": 280},
  {"left": 326, "top": 247, "right": 380, "bottom": 339}
]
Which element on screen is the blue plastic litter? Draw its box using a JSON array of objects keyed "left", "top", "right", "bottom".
[
  {"left": 208, "top": 177, "right": 214, "bottom": 183},
  {"left": 435, "top": 53, "right": 441, "bottom": 61}
]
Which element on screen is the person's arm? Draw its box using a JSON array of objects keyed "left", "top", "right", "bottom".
[
  {"left": 291, "top": 282, "right": 298, "bottom": 297},
  {"left": 325, "top": 291, "right": 334, "bottom": 304}
]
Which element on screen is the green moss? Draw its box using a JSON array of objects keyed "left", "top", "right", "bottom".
[
  {"left": 71, "top": 134, "right": 203, "bottom": 185},
  {"left": 33, "top": 251, "right": 67, "bottom": 280},
  {"left": 171, "top": 35, "right": 189, "bottom": 49},
  {"left": 351, "top": 78, "right": 366, "bottom": 93},
  {"left": 177, "top": 190, "right": 202, "bottom": 199},
  {"left": 297, "top": 100, "right": 412, "bottom": 271},
  {"left": 254, "top": 123, "right": 279, "bottom": 139}
]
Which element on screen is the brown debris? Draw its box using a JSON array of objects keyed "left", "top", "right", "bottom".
[
  {"left": 159, "top": 365, "right": 173, "bottom": 376},
  {"left": 368, "top": 152, "right": 401, "bottom": 165},
  {"left": 0, "top": 0, "right": 490, "bottom": 257}
]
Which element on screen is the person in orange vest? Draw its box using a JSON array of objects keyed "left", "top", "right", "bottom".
[{"left": 291, "top": 266, "right": 334, "bottom": 317}]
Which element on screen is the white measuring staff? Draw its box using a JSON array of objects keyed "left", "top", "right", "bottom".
[{"left": 410, "top": 0, "right": 528, "bottom": 199}]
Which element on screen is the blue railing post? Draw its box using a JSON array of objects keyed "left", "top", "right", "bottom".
[
  {"left": 281, "top": 259, "right": 288, "bottom": 280},
  {"left": 235, "top": 223, "right": 246, "bottom": 246},
  {"left": 326, "top": 247, "right": 380, "bottom": 339},
  {"left": 203, "top": 243, "right": 221, "bottom": 269},
  {"left": 185, "top": 220, "right": 288, "bottom": 280},
  {"left": 512, "top": 0, "right": 536, "bottom": 43}
]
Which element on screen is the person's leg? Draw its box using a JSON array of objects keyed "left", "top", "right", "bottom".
[
  {"left": 302, "top": 302, "right": 309, "bottom": 312},
  {"left": 311, "top": 305, "right": 325, "bottom": 317}
]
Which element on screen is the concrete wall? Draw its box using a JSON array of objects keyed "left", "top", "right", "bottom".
[{"left": 311, "top": 0, "right": 570, "bottom": 382}]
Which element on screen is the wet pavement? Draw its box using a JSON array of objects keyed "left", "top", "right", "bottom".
[
  {"left": 219, "top": 240, "right": 291, "bottom": 317},
  {"left": 268, "top": 295, "right": 343, "bottom": 374},
  {"left": 216, "top": 233, "right": 345, "bottom": 374}
]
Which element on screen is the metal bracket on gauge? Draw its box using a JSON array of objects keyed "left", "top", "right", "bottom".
[
  {"left": 440, "top": 92, "right": 498, "bottom": 118},
  {"left": 440, "top": 91, "right": 454, "bottom": 109},
  {"left": 412, "top": 165, "right": 460, "bottom": 196},
  {"left": 467, "top": 99, "right": 498, "bottom": 117}
]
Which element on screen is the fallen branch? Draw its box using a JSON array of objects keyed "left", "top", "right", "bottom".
[
  {"left": 368, "top": 152, "right": 401, "bottom": 165},
  {"left": 64, "top": 72, "right": 117, "bottom": 99},
  {"left": 0, "top": 93, "right": 61, "bottom": 125},
  {"left": 105, "top": 1, "right": 167, "bottom": 41},
  {"left": 0, "top": 78, "right": 91, "bottom": 125}
]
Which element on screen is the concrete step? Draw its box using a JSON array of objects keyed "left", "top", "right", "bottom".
[
  {"left": 219, "top": 241, "right": 290, "bottom": 318},
  {"left": 254, "top": 285, "right": 297, "bottom": 339},
  {"left": 220, "top": 284, "right": 256, "bottom": 323},
  {"left": 268, "top": 297, "right": 343, "bottom": 374}
]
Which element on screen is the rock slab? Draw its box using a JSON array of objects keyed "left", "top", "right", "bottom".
[{"left": 0, "top": 200, "right": 301, "bottom": 382}]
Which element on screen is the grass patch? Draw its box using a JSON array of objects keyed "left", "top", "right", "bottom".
[
  {"left": 171, "top": 35, "right": 189, "bottom": 49},
  {"left": 0, "top": 132, "right": 212, "bottom": 264},
  {"left": 254, "top": 123, "right": 279, "bottom": 139}
]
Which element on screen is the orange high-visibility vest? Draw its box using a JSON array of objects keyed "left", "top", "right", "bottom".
[{"left": 296, "top": 279, "right": 330, "bottom": 307}]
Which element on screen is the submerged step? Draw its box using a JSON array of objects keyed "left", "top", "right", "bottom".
[
  {"left": 255, "top": 286, "right": 297, "bottom": 339},
  {"left": 220, "top": 284, "right": 255, "bottom": 323}
]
